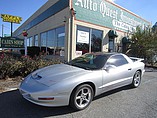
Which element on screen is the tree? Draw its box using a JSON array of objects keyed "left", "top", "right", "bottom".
[{"left": 127, "top": 25, "right": 157, "bottom": 65}]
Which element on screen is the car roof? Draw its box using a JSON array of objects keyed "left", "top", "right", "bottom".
[{"left": 90, "top": 52, "right": 121, "bottom": 57}]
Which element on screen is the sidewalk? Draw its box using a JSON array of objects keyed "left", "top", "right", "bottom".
[
  {"left": 0, "top": 77, "right": 22, "bottom": 93},
  {"left": 145, "top": 66, "right": 157, "bottom": 72}
]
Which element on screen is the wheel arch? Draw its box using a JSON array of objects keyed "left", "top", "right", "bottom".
[
  {"left": 136, "top": 69, "right": 142, "bottom": 75},
  {"left": 132, "top": 69, "right": 142, "bottom": 80}
]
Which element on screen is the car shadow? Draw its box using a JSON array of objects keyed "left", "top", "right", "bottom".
[
  {"left": 0, "top": 85, "right": 133, "bottom": 118},
  {"left": 93, "top": 85, "right": 132, "bottom": 101},
  {"left": 0, "top": 90, "right": 76, "bottom": 118}
]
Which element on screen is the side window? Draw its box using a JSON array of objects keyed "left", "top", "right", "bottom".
[{"left": 106, "top": 55, "right": 128, "bottom": 67}]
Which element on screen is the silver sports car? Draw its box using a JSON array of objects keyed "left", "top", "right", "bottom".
[{"left": 19, "top": 52, "right": 145, "bottom": 110}]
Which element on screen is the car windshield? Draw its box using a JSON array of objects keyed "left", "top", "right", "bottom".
[{"left": 68, "top": 53, "right": 108, "bottom": 70}]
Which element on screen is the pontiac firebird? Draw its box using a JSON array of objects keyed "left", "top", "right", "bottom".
[{"left": 19, "top": 52, "right": 145, "bottom": 110}]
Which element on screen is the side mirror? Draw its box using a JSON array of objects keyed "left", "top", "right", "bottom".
[{"left": 104, "top": 65, "right": 116, "bottom": 72}]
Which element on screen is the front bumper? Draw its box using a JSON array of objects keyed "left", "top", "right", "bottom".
[{"left": 19, "top": 88, "right": 70, "bottom": 107}]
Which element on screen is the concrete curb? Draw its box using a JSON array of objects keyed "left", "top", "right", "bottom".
[
  {"left": 0, "top": 87, "right": 18, "bottom": 94},
  {"left": 145, "top": 66, "right": 157, "bottom": 72}
]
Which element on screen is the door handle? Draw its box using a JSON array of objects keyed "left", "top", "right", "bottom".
[{"left": 128, "top": 68, "right": 132, "bottom": 70}]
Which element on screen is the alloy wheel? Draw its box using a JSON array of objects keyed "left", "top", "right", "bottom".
[
  {"left": 70, "top": 84, "right": 93, "bottom": 110},
  {"left": 133, "top": 71, "right": 141, "bottom": 87}
]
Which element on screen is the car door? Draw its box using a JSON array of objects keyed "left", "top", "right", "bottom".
[{"left": 101, "top": 55, "right": 133, "bottom": 92}]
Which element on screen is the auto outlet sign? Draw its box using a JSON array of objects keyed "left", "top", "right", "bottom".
[
  {"left": 1, "top": 14, "right": 22, "bottom": 24},
  {"left": 73, "top": 0, "right": 150, "bottom": 32}
]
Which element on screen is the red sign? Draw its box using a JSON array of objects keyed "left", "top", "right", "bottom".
[{"left": 22, "top": 30, "right": 28, "bottom": 37}]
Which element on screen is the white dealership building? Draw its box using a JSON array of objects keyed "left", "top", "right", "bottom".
[{"left": 13, "top": 0, "right": 151, "bottom": 61}]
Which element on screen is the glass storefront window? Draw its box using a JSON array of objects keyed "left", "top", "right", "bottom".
[
  {"left": 47, "top": 30, "right": 55, "bottom": 48},
  {"left": 27, "top": 38, "right": 30, "bottom": 46},
  {"left": 27, "top": 37, "right": 33, "bottom": 46},
  {"left": 76, "top": 25, "right": 102, "bottom": 56},
  {"left": 47, "top": 29, "right": 55, "bottom": 55},
  {"left": 109, "top": 39, "right": 114, "bottom": 52},
  {"left": 34, "top": 35, "right": 38, "bottom": 46},
  {"left": 41, "top": 32, "right": 47, "bottom": 47},
  {"left": 49, "top": 26, "right": 65, "bottom": 55},
  {"left": 76, "top": 26, "right": 90, "bottom": 55},
  {"left": 29, "top": 37, "right": 33, "bottom": 46},
  {"left": 55, "top": 26, "right": 65, "bottom": 55},
  {"left": 91, "top": 29, "right": 102, "bottom": 52},
  {"left": 56, "top": 28, "right": 65, "bottom": 48},
  {"left": 40, "top": 26, "right": 65, "bottom": 56}
]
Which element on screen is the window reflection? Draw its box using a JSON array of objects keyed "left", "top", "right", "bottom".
[
  {"left": 41, "top": 32, "right": 47, "bottom": 47},
  {"left": 76, "top": 26, "right": 90, "bottom": 54},
  {"left": 106, "top": 55, "right": 128, "bottom": 67},
  {"left": 47, "top": 30, "right": 55, "bottom": 55},
  {"left": 56, "top": 27, "right": 65, "bottom": 55},
  {"left": 91, "top": 29, "right": 102, "bottom": 52},
  {"left": 30, "top": 37, "right": 33, "bottom": 46},
  {"left": 27, "top": 37, "right": 33, "bottom": 46},
  {"left": 109, "top": 39, "right": 114, "bottom": 52},
  {"left": 40, "top": 26, "right": 65, "bottom": 56},
  {"left": 34, "top": 35, "right": 38, "bottom": 46},
  {"left": 27, "top": 38, "right": 29, "bottom": 47},
  {"left": 76, "top": 25, "right": 102, "bottom": 56},
  {"left": 47, "top": 30, "right": 55, "bottom": 48}
]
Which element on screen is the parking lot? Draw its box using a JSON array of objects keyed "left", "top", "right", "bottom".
[{"left": 0, "top": 70, "right": 157, "bottom": 118}]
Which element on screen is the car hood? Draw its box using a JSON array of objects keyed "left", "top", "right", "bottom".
[{"left": 31, "top": 64, "right": 88, "bottom": 86}]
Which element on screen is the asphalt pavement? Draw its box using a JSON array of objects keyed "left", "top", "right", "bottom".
[{"left": 0, "top": 70, "right": 157, "bottom": 118}]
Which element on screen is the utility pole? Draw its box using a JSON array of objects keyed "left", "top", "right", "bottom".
[
  {"left": 11, "top": 22, "right": 13, "bottom": 37},
  {"left": 2, "top": 24, "right": 4, "bottom": 37}
]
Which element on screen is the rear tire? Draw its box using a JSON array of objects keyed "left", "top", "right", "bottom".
[
  {"left": 70, "top": 84, "right": 94, "bottom": 110},
  {"left": 131, "top": 71, "right": 141, "bottom": 88}
]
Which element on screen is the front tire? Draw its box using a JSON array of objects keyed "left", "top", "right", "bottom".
[
  {"left": 70, "top": 84, "right": 94, "bottom": 110},
  {"left": 131, "top": 71, "right": 141, "bottom": 88}
]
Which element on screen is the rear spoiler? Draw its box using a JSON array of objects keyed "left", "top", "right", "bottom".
[{"left": 129, "top": 57, "right": 144, "bottom": 62}]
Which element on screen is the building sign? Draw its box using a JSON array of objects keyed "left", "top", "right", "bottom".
[
  {"left": 73, "top": 0, "right": 150, "bottom": 32},
  {"left": 0, "top": 37, "right": 24, "bottom": 48},
  {"left": 1, "top": 14, "right": 22, "bottom": 24},
  {"left": 77, "top": 30, "right": 89, "bottom": 44}
]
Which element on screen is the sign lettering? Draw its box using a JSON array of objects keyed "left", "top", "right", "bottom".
[
  {"left": 77, "top": 30, "right": 89, "bottom": 44},
  {"left": 73, "top": 0, "right": 150, "bottom": 32},
  {"left": 0, "top": 37, "right": 24, "bottom": 48},
  {"left": 1, "top": 14, "right": 22, "bottom": 24}
]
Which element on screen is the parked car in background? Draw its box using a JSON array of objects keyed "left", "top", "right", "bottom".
[
  {"left": 152, "top": 54, "right": 157, "bottom": 63},
  {"left": 19, "top": 52, "right": 145, "bottom": 110}
]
